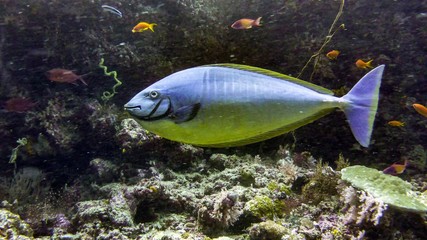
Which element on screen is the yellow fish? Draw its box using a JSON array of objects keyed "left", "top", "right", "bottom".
[
  {"left": 132, "top": 22, "right": 157, "bottom": 33},
  {"left": 326, "top": 50, "right": 340, "bottom": 60},
  {"left": 413, "top": 103, "right": 427, "bottom": 118},
  {"left": 383, "top": 160, "right": 408, "bottom": 175},
  {"left": 231, "top": 17, "right": 262, "bottom": 29},
  {"left": 387, "top": 120, "right": 404, "bottom": 127},
  {"left": 355, "top": 59, "right": 373, "bottom": 69}
]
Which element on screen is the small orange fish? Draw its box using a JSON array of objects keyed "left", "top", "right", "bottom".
[
  {"left": 132, "top": 22, "right": 157, "bottom": 32},
  {"left": 383, "top": 160, "right": 408, "bottom": 175},
  {"left": 355, "top": 59, "right": 373, "bottom": 69},
  {"left": 413, "top": 103, "right": 427, "bottom": 118},
  {"left": 326, "top": 50, "right": 340, "bottom": 60},
  {"left": 387, "top": 120, "right": 405, "bottom": 127},
  {"left": 231, "top": 17, "right": 262, "bottom": 30},
  {"left": 46, "top": 69, "right": 87, "bottom": 85}
]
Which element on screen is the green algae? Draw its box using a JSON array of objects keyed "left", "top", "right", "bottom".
[
  {"left": 245, "top": 195, "right": 286, "bottom": 220},
  {"left": 99, "top": 58, "right": 122, "bottom": 102},
  {"left": 248, "top": 220, "right": 289, "bottom": 240},
  {"left": 341, "top": 165, "right": 427, "bottom": 213},
  {"left": 9, "top": 138, "right": 28, "bottom": 164}
]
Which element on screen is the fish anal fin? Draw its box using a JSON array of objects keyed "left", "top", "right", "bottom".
[{"left": 170, "top": 103, "right": 201, "bottom": 123}]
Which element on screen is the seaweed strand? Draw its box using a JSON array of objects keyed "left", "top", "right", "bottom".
[
  {"left": 297, "top": 0, "right": 345, "bottom": 80},
  {"left": 99, "top": 58, "right": 122, "bottom": 101},
  {"left": 9, "top": 138, "right": 28, "bottom": 171}
]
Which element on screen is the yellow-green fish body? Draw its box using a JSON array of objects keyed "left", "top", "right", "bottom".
[{"left": 125, "top": 64, "right": 384, "bottom": 147}]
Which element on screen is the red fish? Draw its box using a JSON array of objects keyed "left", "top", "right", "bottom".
[
  {"left": 383, "top": 160, "right": 408, "bottom": 175},
  {"left": 46, "top": 68, "right": 87, "bottom": 85},
  {"left": 4, "top": 97, "right": 37, "bottom": 113},
  {"left": 231, "top": 17, "right": 262, "bottom": 29}
]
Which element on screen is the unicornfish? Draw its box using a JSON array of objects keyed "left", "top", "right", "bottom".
[{"left": 124, "top": 64, "right": 384, "bottom": 147}]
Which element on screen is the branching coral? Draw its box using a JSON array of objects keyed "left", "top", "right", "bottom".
[
  {"left": 277, "top": 159, "right": 301, "bottom": 184},
  {"left": 356, "top": 190, "right": 388, "bottom": 226},
  {"left": 210, "top": 190, "right": 243, "bottom": 228},
  {"left": 340, "top": 186, "right": 388, "bottom": 226}
]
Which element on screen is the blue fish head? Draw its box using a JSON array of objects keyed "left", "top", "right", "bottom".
[{"left": 124, "top": 88, "right": 171, "bottom": 120}]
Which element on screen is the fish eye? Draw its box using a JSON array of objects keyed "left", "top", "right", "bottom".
[{"left": 149, "top": 90, "right": 159, "bottom": 99}]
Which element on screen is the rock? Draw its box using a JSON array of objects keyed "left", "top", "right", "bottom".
[{"left": 0, "top": 209, "right": 33, "bottom": 239}]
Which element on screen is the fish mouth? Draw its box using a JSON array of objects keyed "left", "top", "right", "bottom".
[{"left": 124, "top": 97, "right": 172, "bottom": 121}]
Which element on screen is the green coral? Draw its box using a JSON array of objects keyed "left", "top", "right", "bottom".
[
  {"left": 341, "top": 165, "right": 427, "bottom": 213},
  {"left": 99, "top": 58, "right": 122, "bottom": 101},
  {"left": 245, "top": 195, "right": 286, "bottom": 219}
]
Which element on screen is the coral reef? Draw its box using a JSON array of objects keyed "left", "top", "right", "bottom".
[{"left": 0, "top": 0, "right": 427, "bottom": 239}]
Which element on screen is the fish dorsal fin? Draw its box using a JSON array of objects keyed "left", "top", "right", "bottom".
[{"left": 207, "top": 63, "right": 334, "bottom": 95}]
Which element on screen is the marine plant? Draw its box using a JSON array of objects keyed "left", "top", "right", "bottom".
[
  {"left": 335, "top": 153, "right": 350, "bottom": 171},
  {"left": 99, "top": 58, "right": 122, "bottom": 102},
  {"left": 302, "top": 161, "right": 339, "bottom": 204},
  {"left": 8, "top": 138, "right": 28, "bottom": 165},
  {"left": 244, "top": 195, "right": 286, "bottom": 220},
  {"left": 297, "top": 0, "right": 346, "bottom": 80}
]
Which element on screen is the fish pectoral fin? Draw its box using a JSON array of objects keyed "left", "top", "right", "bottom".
[{"left": 169, "top": 103, "right": 201, "bottom": 123}]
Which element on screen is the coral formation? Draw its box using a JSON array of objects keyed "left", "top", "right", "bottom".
[
  {"left": 0, "top": 209, "right": 33, "bottom": 239},
  {"left": 341, "top": 165, "right": 427, "bottom": 213}
]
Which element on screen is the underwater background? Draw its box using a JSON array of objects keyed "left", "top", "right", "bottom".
[{"left": 0, "top": 0, "right": 427, "bottom": 239}]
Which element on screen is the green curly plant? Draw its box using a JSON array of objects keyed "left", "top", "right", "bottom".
[
  {"left": 99, "top": 58, "right": 122, "bottom": 101},
  {"left": 9, "top": 138, "right": 28, "bottom": 164}
]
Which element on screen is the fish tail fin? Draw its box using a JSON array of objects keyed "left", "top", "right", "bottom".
[
  {"left": 79, "top": 77, "right": 88, "bottom": 86},
  {"left": 341, "top": 65, "right": 384, "bottom": 147},
  {"left": 254, "top": 17, "right": 262, "bottom": 26},
  {"left": 149, "top": 23, "right": 157, "bottom": 32},
  {"left": 366, "top": 59, "right": 374, "bottom": 68}
]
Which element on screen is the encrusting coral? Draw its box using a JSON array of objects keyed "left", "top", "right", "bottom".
[{"left": 341, "top": 165, "right": 427, "bottom": 213}]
